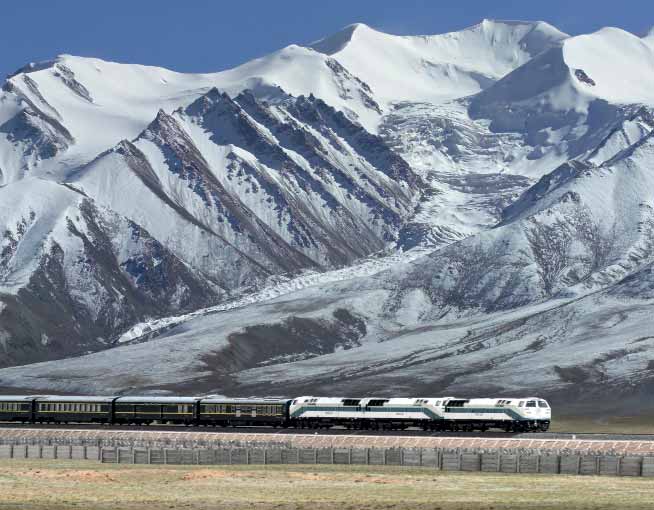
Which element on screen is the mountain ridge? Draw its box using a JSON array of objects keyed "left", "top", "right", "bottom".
[{"left": 1, "top": 20, "right": 654, "bottom": 418}]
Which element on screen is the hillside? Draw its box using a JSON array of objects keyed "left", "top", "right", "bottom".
[{"left": 1, "top": 20, "right": 654, "bottom": 418}]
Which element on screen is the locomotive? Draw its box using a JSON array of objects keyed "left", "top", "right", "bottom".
[{"left": 0, "top": 394, "right": 550, "bottom": 432}]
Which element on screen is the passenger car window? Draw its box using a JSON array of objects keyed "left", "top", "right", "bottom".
[{"left": 526, "top": 401, "right": 536, "bottom": 407}]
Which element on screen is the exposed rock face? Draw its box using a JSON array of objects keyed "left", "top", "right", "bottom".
[
  {"left": 0, "top": 78, "right": 421, "bottom": 365},
  {"left": 0, "top": 182, "right": 220, "bottom": 367}
]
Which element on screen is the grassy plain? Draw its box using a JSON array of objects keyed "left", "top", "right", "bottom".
[
  {"left": 0, "top": 459, "right": 652, "bottom": 509},
  {"left": 549, "top": 415, "right": 654, "bottom": 434}
]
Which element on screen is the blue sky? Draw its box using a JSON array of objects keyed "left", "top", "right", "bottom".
[{"left": 1, "top": 0, "right": 652, "bottom": 79}]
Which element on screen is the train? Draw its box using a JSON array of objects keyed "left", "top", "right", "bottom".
[{"left": 0, "top": 394, "right": 551, "bottom": 432}]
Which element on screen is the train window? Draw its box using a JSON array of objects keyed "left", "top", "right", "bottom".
[
  {"left": 368, "top": 399, "right": 389, "bottom": 407},
  {"left": 342, "top": 399, "right": 361, "bottom": 407},
  {"left": 519, "top": 401, "right": 524, "bottom": 407},
  {"left": 538, "top": 401, "right": 549, "bottom": 408},
  {"left": 526, "top": 401, "right": 536, "bottom": 407}
]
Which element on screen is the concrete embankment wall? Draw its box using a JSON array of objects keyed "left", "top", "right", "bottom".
[
  {"left": 2, "top": 428, "right": 654, "bottom": 476},
  {"left": 98, "top": 446, "right": 654, "bottom": 477},
  {"left": 2, "top": 429, "right": 654, "bottom": 455}
]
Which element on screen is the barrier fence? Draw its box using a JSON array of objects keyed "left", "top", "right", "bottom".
[
  {"left": 99, "top": 446, "right": 654, "bottom": 477},
  {"left": 1, "top": 440, "right": 653, "bottom": 477},
  {"left": 0, "top": 444, "right": 100, "bottom": 461}
]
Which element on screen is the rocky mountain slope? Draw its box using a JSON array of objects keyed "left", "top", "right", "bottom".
[{"left": 2, "top": 20, "right": 654, "bottom": 417}]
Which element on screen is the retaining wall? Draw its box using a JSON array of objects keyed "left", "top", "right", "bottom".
[
  {"left": 0, "top": 444, "right": 101, "bottom": 461},
  {"left": 2, "top": 429, "right": 654, "bottom": 455},
  {"left": 99, "top": 446, "right": 654, "bottom": 477}
]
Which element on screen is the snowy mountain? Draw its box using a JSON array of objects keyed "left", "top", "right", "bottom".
[
  {"left": 311, "top": 20, "right": 567, "bottom": 105},
  {"left": 2, "top": 19, "right": 654, "bottom": 417}
]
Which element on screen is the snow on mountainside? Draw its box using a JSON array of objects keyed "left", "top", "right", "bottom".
[
  {"left": 2, "top": 20, "right": 654, "bottom": 416},
  {"left": 7, "top": 115, "right": 654, "bottom": 415},
  {"left": 0, "top": 48, "right": 383, "bottom": 186},
  {"left": 312, "top": 20, "right": 568, "bottom": 104},
  {"left": 0, "top": 43, "right": 424, "bottom": 364}
]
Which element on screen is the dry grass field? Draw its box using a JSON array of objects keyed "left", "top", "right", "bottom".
[
  {"left": 549, "top": 415, "right": 654, "bottom": 434},
  {"left": 0, "top": 459, "right": 652, "bottom": 510}
]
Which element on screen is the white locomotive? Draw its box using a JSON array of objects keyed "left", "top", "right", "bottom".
[{"left": 289, "top": 396, "right": 551, "bottom": 432}]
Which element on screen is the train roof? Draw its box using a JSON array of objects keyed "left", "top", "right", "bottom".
[
  {"left": 200, "top": 397, "right": 291, "bottom": 404},
  {"left": 35, "top": 396, "right": 117, "bottom": 403},
  {"left": 114, "top": 396, "right": 201, "bottom": 403},
  {"left": 0, "top": 395, "right": 39, "bottom": 401}
]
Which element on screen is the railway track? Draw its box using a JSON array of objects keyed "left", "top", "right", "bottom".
[{"left": 1, "top": 422, "right": 652, "bottom": 441}]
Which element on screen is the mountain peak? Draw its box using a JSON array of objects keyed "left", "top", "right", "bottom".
[
  {"left": 644, "top": 25, "right": 654, "bottom": 44},
  {"left": 310, "top": 23, "right": 374, "bottom": 55}
]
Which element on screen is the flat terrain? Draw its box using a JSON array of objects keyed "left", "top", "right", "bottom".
[
  {"left": 549, "top": 414, "right": 654, "bottom": 434},
  {"left": 0, "top": 459, "right": 652, "bottom": 510}
]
